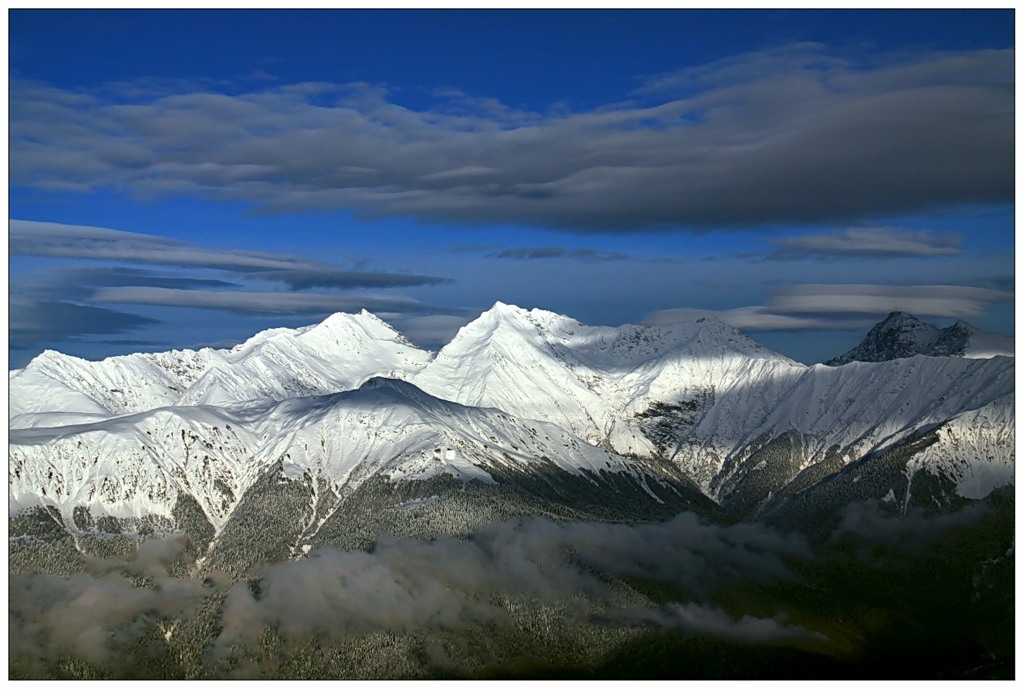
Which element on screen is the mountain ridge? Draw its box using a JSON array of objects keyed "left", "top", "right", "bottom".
[
  {"left": 826, "top": 311, "right": 1014, "bottom": 365},
  {"left": 10, "top": 303, "right": 1014, "bottom": 538}
]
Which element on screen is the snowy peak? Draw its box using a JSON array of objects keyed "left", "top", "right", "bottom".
[
  {"left": 300, "top": 309, "right": 413, "bottom": 346},
  {"left": 931, "top": 320, "right": 1014, "bottom": 359},
  {"left": 826, "top": 312, "right": 1013, "bottom": 365},
  {"left": 227, "top": 309, "right": 415, "bottom": 358},
  {"left": 9, "top": 310, "right": 434, "bottom": 424},
  {"left": 829, "top": 311, "right": 941, "bottom": 365},
  {"left": 411, "top": 303, "right": 803, "bottom": 458},
  {"left": 456, "top": 301, "right": 579, "bottom": 339},
  {"left": 445, "top": 302, "right": 785, "bottom": 365},
  {"left": 353, "top": 376, "right": 448, "bottom": 408},
  {"left": 179, "top": 311, "right": 432, "bottom": 407}
]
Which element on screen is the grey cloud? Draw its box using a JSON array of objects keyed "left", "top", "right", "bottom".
[
  {"left": 646, "top": 283, "right": 1012, "bottom": 332},
  {"left": 10, "top": 219, "right": 336, "bottom": 271},
  {"left": 770, "top": 227, "right": 962, "bottom": 259},
  {"left": 216, "top": 546, "right": 503, "bottom": 651},
  {"left": 488, "top": 246, "right": 630, "bottom": 262},
  {"left": 971, "top": 273, "right": 1015, "bottom": 292},
  {"left": 10, "top": 295, "right": 160, "bottom": 350},
  {"left": 11, "top": 219, "right": 451, "bottom": 290},
  {"left": 80, "top": 338, "right": 170, "bottom": 348},
  {"left": 829, "top": 499, "right": 993, "bottom": 553},
  {"left": 645, "top": 306, "right": 871, "bottom": 332},
  {"left": 770, "top": 284, "right": 1011, "bottom": 318},
  {"left": 10, "top": 45, "right": 1013, "bottom": 231},
  {"left": 248, "top": 268, "right": 452, "bottom": 290},
  {"left": 90, "top": 286, "right": 453, "bottom": 317},
  {"left": 33, "top": 266, "right": 239, "bottom": 299}
]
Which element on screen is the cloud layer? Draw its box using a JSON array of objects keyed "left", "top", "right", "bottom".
[
  {"left": 11, "top": 219, "right": 449, "bottom": 290},
  {"left": 9, "top": 536, "right": 211, "bottom": 668},
  {"left": 9, "top": 220, "right": 457, "bottom": 355},
  {"left": 11, "top": 44, "right": 1013, "bottom": 231},
  {"left": 771, "top": 227, "right": 962, "bottom": 259},
  {"left": 646, "top": 283, "right": 1012, "bottom": 331},
  {"left": 90, "top": 286, "right": 451, "bottom": 316},
  {"left": 214, "top": 512, "right": 816, "bottom": 654},
  {"left": 9, "top": 295, "right": 160, "bottom": 350},
  {"left": 488, "top": 246, "right": 629, "bottom": 262},
  {"left": 11, "top": 499, "right": 1003, "bottom": 677}
]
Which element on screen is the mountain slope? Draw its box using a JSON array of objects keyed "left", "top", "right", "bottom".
[
  {"left": 10, "top": 302, "right": 1014, "bottom": 553},
  {"left": 699, "top": 355, "right": 1014, "bottom": 514},
  {"left": 10, "top": 376, "right": 715, "bottom": 571},
  {"left": 412, "top": 302, "right": 805, "bottom": 459}
]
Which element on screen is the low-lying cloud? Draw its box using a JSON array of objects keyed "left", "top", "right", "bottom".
[
  {"left": 615, "top": 603, "right": 827, "bottom": 644},
  {"left": 9, "top": 536, "right": 212, "bottom": 669},
  {"left": 11, "top": 512, "right": 822, "bottom": 675},
  {"left": 11, "top": 498, "right": 1007, "bottom": 677},
  {"left": 214, "top": 513, "right": 814, "bottom": 654}
]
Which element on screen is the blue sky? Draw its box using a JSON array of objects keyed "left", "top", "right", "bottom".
[{"left": 8, "top": 9, "right": 1015, "bottom": 367}]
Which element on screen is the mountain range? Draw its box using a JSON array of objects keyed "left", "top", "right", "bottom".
[
  {"left": 9, "top": 303, "right": 1015, "bottom": 679},
  {"left": 10, "top": 303, "right": 1014, "bottom": 566}
]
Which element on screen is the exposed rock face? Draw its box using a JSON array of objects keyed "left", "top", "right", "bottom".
[{"left": 826, "top": 312, "right": 1013, "bottom": 365}]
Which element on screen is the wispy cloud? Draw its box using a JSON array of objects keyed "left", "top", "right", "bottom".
[
  {"left": 644, "top": 306, "right": 864, "bottom": 332},
  {"left": 770, "top": 283, "right": 1011, "bottom": 318},
  {"left": 25, "top": 266, "right": 240, "bottom": 299},
  {"left": 11, "top": 45, "right": 1012, "bottom": 231},
  {"left": 10, "top": 295, "right": 160, "bottom": 350},
  {"left": 90, "top": 286, "right": 452, "bottom": 317},
  {"left": 488, "top": 246, "right": 629, "bottom": 262},
  {"left": 646, "top": 283, "right": 1012, "bottom": 331},
  {"left": 10, "top": 220, "right": 450, "bottom": 290},
  {"left": 614, "top": 602, "right": 827, "bottom": 643},
  {"left": 246, "top": 268, "right": 450, "bottom": 290},
  {"left": 770, "top": 227, "right": 962, "bottom": 259}
]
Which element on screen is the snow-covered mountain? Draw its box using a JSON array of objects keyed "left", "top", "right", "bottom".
[
  {"left": 11, "top": 375, "right": 713, "bottom": 573},
  {"left": 9, "top": 310, "right": 430, "bottom": 428},
  {"left": 411, "top": 302, "right": 804, "bottom": 459},
  {"left": 9, "top": 302, "right": 1015, "bottom": 572},
  {"left": 825, "top": 311, "right": 1014, "bottom": 365}
]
